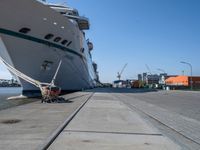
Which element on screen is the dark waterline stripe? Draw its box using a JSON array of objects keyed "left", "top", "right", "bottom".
[{"left": 0, "top": 28, "right": 83, "bottom": 58}]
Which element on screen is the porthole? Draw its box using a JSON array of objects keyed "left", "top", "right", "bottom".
[
  {"left": 54, "top": 37, "right": 62, "bottom": 42},
  {"left": 19, "top": 28, "right": 31, "bottom": 34},
  {"left": 80, "top": 48, "right": 85, "bottom": 53},
  {"left": 67, "top": 41, "right": 72, "bottom": 46},
  {"left": 61, "top": 40, "right": 68, "bottom": 45},
  {"left": 44, "top": 34, "right": 54, "bottom": 40}
]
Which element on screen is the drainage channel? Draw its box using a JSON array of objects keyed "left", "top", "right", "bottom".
[{"left": 38, "top": 92, "right": 94, "bottom": 150}]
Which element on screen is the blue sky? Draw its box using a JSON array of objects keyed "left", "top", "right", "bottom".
[{"left": 1, "top": 0, "right": 200, "bottom": 83}]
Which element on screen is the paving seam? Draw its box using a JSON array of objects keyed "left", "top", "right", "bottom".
[
  {"left": 37, "top": 92, "right": 94, "bottom": 150},
  {"left": 63, "top": 130, "right": 163, "bottom": 136},
  {"left": 116, "top": 93, "right": 200, "bottom": 146},
  {"left": 64, "top": 93, "right": 90, "bottom": 101}
]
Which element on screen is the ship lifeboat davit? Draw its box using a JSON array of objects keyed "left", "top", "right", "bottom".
[{"left": 77, "top": 16, "right": 90, "bottom": 30}]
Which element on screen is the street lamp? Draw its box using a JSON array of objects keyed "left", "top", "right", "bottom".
[{"left": 180, "top": 61, "right": 193, "bottom": 90}]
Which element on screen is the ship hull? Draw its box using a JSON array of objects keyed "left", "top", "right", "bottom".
[{"left": 0, "top": 0, "right": 96, "bottom": 93}]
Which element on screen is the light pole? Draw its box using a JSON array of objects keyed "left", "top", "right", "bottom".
[{"left": 180, "top": 61, "right": 193, "bottom": 90}]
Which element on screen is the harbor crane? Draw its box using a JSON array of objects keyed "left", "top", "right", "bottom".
[
  {"left": 0, "top": 57, "right": 64, "bottom": 103},
  {"left": 117, "top": 63, "right": 128, "bottom": 80},
  {"left": 145, "top": 64, "right": 152, "bottom": 75}
]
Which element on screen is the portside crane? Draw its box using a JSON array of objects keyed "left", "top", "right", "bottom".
[{"left": 117, "top": 63, "right": 128, "bottom": 80}]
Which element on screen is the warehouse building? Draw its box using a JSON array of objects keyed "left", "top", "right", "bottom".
[{"left": 165, "top": 76, "right": 200, "bottom": 89}]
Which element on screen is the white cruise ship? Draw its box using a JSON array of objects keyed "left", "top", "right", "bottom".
[{"left": 0, "top": 0, "right": 98, "bottom": 95}]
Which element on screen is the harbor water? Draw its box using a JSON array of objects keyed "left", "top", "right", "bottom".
[
  {"left": 0, "top": 87, "right": 36, "bottom": 110},
  {"left": 0, "top": 87, "right": 22, "bottom": 95}
]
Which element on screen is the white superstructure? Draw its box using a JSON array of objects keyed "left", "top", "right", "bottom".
[{"left": 0, "top": 0, "right": 97, "bottom": 94}]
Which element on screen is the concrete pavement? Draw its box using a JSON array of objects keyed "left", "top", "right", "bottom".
[
  {"left": 49, "top": 92, "right": 181, "bottom": 150},
  {"left": 117, "top": 91, "right": 200, "bottom": 149},
  {"left": 2, "top": 88, "right": 198, "bottom": 149},
  {"left": 0, "top": 92, "right": 92, "bottom": 150},
  {"left": 125, "top": 90, "right": 200, "bottom": 121}
]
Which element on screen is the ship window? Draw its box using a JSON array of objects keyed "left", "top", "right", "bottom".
[
  {"left": 67, "top": 41, "right": 72, "bottom": 46},
  {"left": 61, "top": 40, "right": 68, "bottom": 45},
  {"left": 54, "top": 37, "right": 62, "bottom": 42},
  {"left": 67, "top": 12, "right": 73, "bottom": 15},
  {"left": 19, "top": 28, "right": 31, "bottom": 34},
  {"left": 80, "top": 48, "right": 85, "bottom": 53},
  {"left": 72, "top": 10, "right": 79, "bottom": 16},
  {"left": 45, "top": 34, "right": 54, "bottom": 40},
  {"left": 60, "top": 12, "right": 66, "bottom": 15}
]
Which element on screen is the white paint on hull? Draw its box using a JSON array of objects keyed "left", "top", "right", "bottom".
[{"left": 0, "top": 0, "right": 96, "bottom": 91}]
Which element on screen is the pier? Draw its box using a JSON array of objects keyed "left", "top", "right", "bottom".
[{"left": 0, "top": 88, "right": 200, "bottom": 149}]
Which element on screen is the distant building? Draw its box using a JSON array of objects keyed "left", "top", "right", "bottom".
[
  {"left": 131, "top": 80, "right": 144, "bottom": 88},
  {"left": 113, "top": 80, "right": 127, "bottom": 88},
  {"left": 142, "top": 73, "right": 147, "bottom": 83},
  {"left": 138, "top": 73, "right": 160, "bottom": 85},
  {"left": 138, "top": 74, "right": 142, "bottom": 81},
  {"left": 165, "top": 76, "right": 200, "bottom": 89},
  {"left": 159, "top": 73, "right": 168, "bottom": 84},
  {"left": 0, "top": 79, "right": 21, "bottom": 87},
  {"left": 146, "top": 74, "right": 159, "bottom": 84}
]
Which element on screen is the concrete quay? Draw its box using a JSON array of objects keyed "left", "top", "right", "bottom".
[
  {"left": 49, "top": 90, "right": 181, "bottom": 150},
  {"left": 2, "top": 88, "right": 197, "bottom": 149},
  {"left": 0, "top": 92, "right": 92, "bottom": 150}
]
